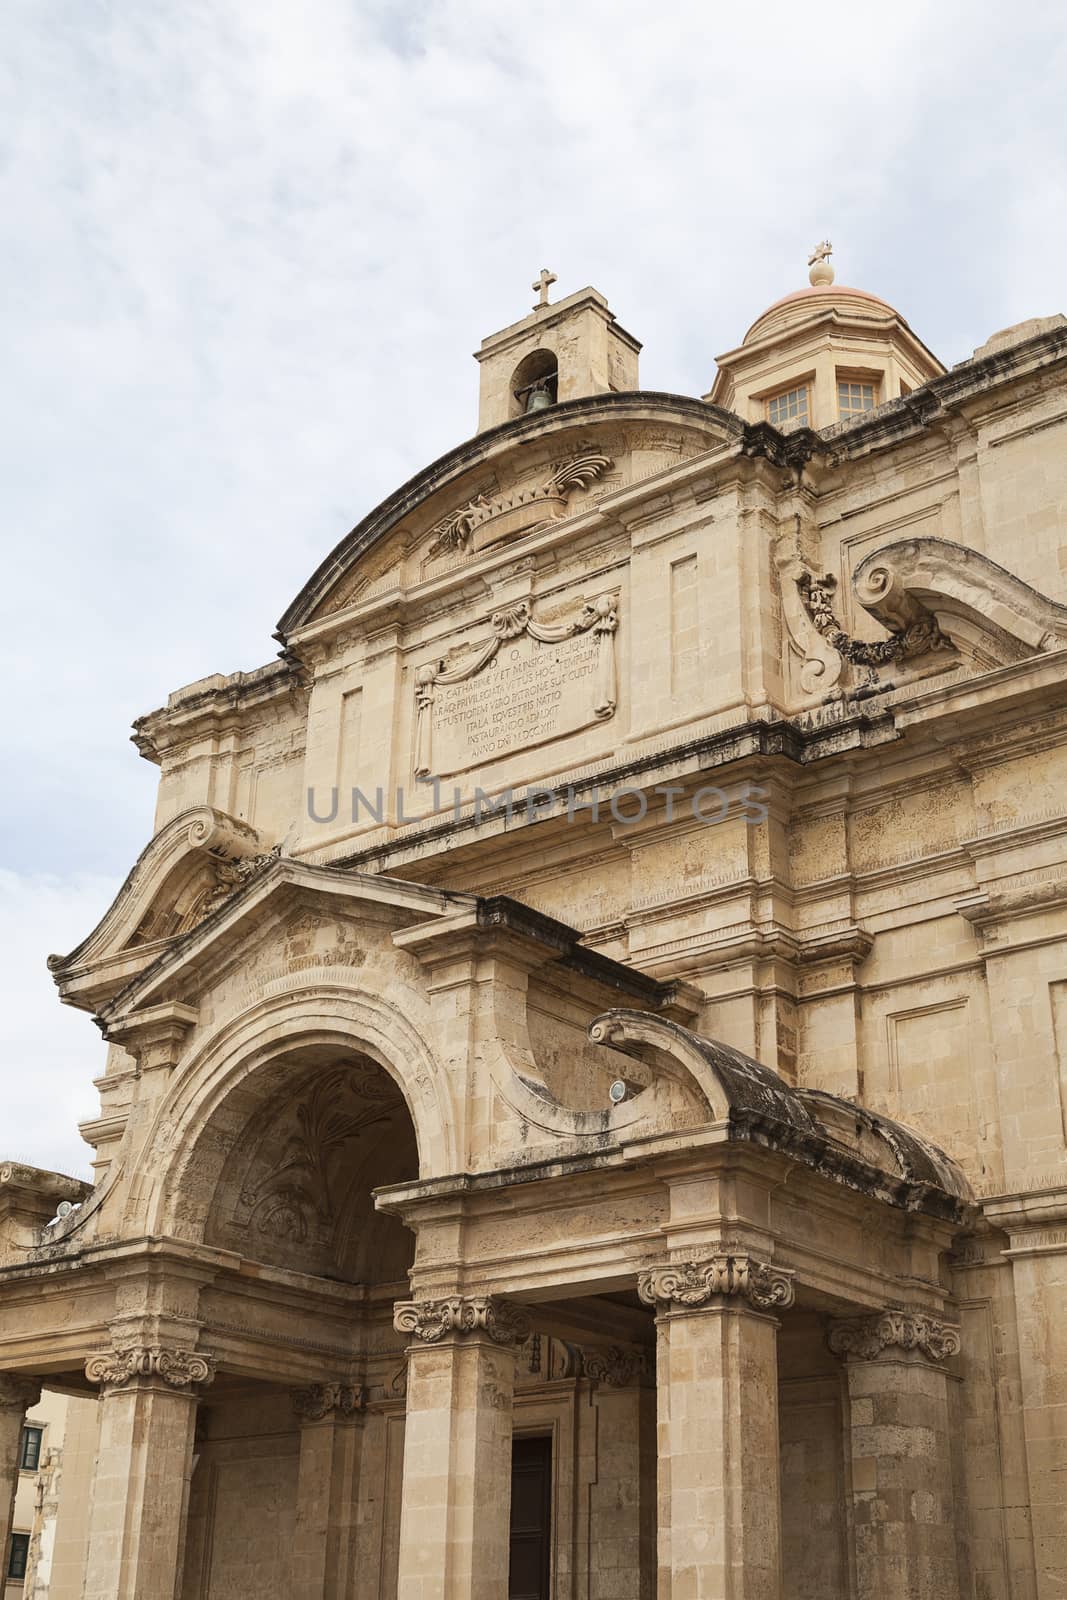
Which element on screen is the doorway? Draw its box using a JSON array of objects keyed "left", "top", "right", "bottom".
[{"left": 509, "top": 1435, "right": 553, "bottom": 1600}]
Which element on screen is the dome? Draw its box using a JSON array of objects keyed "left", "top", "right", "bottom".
[{"left": 743, "top": 283, "right": 903, "bottom": 346}]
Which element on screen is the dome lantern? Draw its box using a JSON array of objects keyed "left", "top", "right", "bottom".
[{"left": 706, "top": 244, "right": 945, "bottom": 431}]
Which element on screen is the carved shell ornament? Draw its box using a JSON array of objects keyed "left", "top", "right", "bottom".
[{"left": 427, "top": 452, "right": 613, "bottom": 557}]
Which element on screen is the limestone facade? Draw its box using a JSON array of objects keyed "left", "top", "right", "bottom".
[{"left": 3, "top": 257, "right": 1067, "bottom": 1598}]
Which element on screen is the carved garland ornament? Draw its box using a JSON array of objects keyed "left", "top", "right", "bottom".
[
  {"left": 797, "top": 572, "right": 948, "bottom": 673},
  {"left": 291, "top": 1382, "right": 365, "bottom": 1422},
  {"left": 638, "top": 1255, "right": 796, "bottom": 1313},
  {"left": 393, "top": 1295, "right": 532, "bottom": 1348},
  {"left": 827, "top": 1311, "right": 961, "bottom": 1363},
  {"left": 84, "top": 1345, "right": 218, "bottom": 1391},
  {"left": 413, "top": 593, "right": 618, "bottom": 779}
]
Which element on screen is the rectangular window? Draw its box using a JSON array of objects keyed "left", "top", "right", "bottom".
[
  {"left": 837, "top": 379, "right": 877, "bottom": 420},
  {"left": 766, "top": 384, "right": 809, "bottom": 429},
  {"left": 20, "top": 1426, "right": 43, "bottom": 1472},
  {"left": 7, "top": 1532, "right": 30, "bottom": 1580}
]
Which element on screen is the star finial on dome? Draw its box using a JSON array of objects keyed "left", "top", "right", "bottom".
[{"left": 808, "top": 240, "right": 834, "bottom": 286}]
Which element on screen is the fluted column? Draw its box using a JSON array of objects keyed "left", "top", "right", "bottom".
[
  {"left": 393, "top": 1294, "right": 530, "bottom": 1600},
  {"left": 291, "top": 1382, "right": 365, "bottom": 1600},
  {"left": 639, "top": 1254, "right": 795, "bottom": 1600},
  {"left": 1, "top": 1374, "right": 41, "bottom": 1581},
  {"left": 829, "top": 1311, "right": 962, "bottom": 1600},
  {"left": 81, "top": 1344, "right": 216, "bottom": 1600}
]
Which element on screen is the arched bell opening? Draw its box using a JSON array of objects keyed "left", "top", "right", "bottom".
[
  {"left": 200, "top": 1042, "right": 419, "bottom": 1286},
  {"left": 510, "top": 347, "right": 559, "bottom": 417}
]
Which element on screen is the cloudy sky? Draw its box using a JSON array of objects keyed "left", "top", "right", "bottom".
[{"left": 3, "top": 0, "right": 1065, "bottom": 1177}]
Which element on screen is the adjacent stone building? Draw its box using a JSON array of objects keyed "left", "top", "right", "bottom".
[{"left": 3, "top": 251, "right": 1067, "bottom": 1599}]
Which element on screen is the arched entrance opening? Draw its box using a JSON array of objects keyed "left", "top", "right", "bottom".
[
  {"left": 200, "top": 1042, "right": 419, "bottom": 1284},
  {"left": 177, "top": 1043, "right": 422, "bottom": 1600}
]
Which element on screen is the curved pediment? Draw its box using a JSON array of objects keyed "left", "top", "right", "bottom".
[
  {"left": 854, "top": 537, "right": 1067, "bottom": 670},
  {"left": 49, "top": 807, "right": 274, "bottom": 1012},
  {"left": 277, "top": 393, "right": 743, "bottom": 638}
]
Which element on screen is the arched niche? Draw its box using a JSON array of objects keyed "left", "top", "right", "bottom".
[{"left": 510, "top": 347, "right": 559, "bottom": 417}]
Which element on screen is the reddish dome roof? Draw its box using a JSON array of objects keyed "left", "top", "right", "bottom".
[{"left": 743, "top": 283, "right": 900, "bottom": 345}]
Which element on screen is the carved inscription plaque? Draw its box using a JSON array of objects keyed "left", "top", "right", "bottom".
[
  {"left": 433, "top": 631, "right": 600, "bottom": 772},
  {"left": 413, "top": 594, "right": 618, "bottom": 779}
]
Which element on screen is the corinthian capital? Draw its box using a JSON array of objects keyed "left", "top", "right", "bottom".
[
  {"left": 828, "top": 1310, "right": 961, "bottom": 1363},
  {"left": 291, "top": 1382, "right": 364, "bottom": 1422},
  {"left": 84, "top": 1345, "right": 218, "bottom": 1392},
  {"left": 638, "top": 1254, "right": 795, "bottom": 1313},
  {"left": 0, "top": 1373, "right": 42, "bottom": 1412},
  {"left": 393, "top": 1295, "right": 531, "bottom": 1348}
]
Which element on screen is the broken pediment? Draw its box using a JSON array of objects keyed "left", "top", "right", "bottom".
[
  {"left": 589, "top": 1010, "right": 973, "bottom": 1220},
  {"left": 278, "top": 396, "right": 740, "bottom": 636},
  {"left": 90, "top": 858, "right": 475, "bottom": 1035},
  {"left": 778, "top": 534, "right": 1067, "bottom": 709},
  {"left": 48, "top": 808, "right": 279, "bottom": 1013},
  {"left": 853, "top": 537, "right": 1067, "bottom": 670}
]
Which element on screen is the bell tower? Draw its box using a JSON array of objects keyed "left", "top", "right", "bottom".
[{"left": 474, "top": 273, "right": 641, "bottom": 433}]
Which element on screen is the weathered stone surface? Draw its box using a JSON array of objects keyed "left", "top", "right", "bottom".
[{"left": 5, "top": 263, "right": 1067, "bottom": 1600}]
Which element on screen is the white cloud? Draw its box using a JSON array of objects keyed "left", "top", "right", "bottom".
[
  {"left": 1, "top": 0, "right": 1065, "bottom": 1172},
  {"left": 0, "top": 872, "right": 118, "bottom": 1178}
]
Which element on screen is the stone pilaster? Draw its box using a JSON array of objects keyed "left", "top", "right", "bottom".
[
  {"left": 981, "top": 1207, "right": 1067, "bottom": 1600},
  {"left": 81, "top": 1344, "right": 216, "bottom": 1600},
  {"left": 585, "top": 1353, "right": 655, "bottom": 1600},
  {"left": 290, "top": 1382, "right": 365, "bottom": 1600},
  {"left": 638, "top": 1254, "right": 795, "bottom": 1600},
  {"left": 392, "top": 1294, "right": 531, "bottom": 1600},
  {"left": 0, "top": 1374, "right": 41, "bottom": 1582},
  {"left": 829, "top": 1311, "right": 963, "bottom": 1600}
]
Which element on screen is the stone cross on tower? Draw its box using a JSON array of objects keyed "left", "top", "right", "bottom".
[{"left": 532, "top": 268, "right": 557, "bottom": 309}]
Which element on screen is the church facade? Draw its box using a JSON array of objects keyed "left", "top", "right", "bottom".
[{"left": 3, "top": 255, "right": 1067, "bottom": 1600}]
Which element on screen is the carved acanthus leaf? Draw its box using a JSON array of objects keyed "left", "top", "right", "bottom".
[
  {"left": 638, "top": 1254, "right": 796, "bottom": 1313},
  {"left": 84, "top": 1345, "right": 218, "bottom": 1391},
  {"left": 580, "top": 1344, "right": 652, "bottom": 1387},
  {"left": 291, "top": 1382, "right": 365, "bottom": 1421},
  {"left": 828, "top": 1311, "right": 961, "bottom": 1363},
  {"left": 393, "top": 1295, "right": 531, "bottom": 1348},
  {"left": 196, "top": 845, "right": 283, "bottom": 922}
]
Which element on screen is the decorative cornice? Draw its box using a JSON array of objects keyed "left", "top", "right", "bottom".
[
  {"left": 828, "top": 1311, "right": 961, "bottom": 1363},
  {"left": 393, "top": 1295, "right": 532, "bottom": 1348},
  {"left": 291, "top": 1382, "right": 365, "bottom": 1422},
  {"left": 84, "top": 1345, "right": 218, "bottom": 1392},
  {"left": 638, "top": 1255, "right": 796, "bottom": 1313},
  {"left": 0, "top": 1374, "right": 42, "bottom": 1413}
]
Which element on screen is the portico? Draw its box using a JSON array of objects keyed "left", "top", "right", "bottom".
[{"left": 5, "top": 265, "right": 1067, "bottom": 1597}]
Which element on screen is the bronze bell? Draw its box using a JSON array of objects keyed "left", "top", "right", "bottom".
[{"left": 525, "top": 383, "right": 553, "bottom": 414}]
